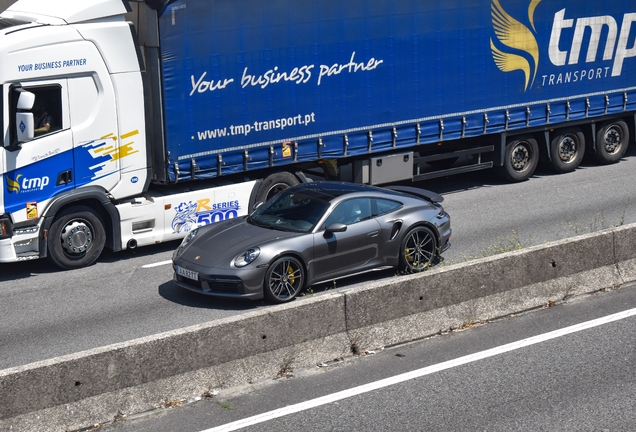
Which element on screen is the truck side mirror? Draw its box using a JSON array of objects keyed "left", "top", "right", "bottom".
[
  {"left": 16, "top": 111, "right": 35, "bottom": 143},
  {"left": 17, "top": 89, "right": 35, "bottom": 110},
  {"left": 8, "top": 87, "right": 36, "bottom": 150}
]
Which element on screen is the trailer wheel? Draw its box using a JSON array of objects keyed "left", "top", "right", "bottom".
[
  {"left": 254, "top": 172, "right": 299, "bottom": 205},
  {"left": 496, "top": 136, "right": 539, "bottom": 182},
  {"left": 595, "top": 120, "right": 629, "bottom": 164},
  {"left": 47, "top": 206, "right": 106, "bottom": 269},
  {"left": 549, "top": 128, "right": 585, "bottom": 173}
]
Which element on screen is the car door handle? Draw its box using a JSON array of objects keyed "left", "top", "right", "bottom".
[{"left": 367, "top": 231, "right": 379, "bottom": 237}]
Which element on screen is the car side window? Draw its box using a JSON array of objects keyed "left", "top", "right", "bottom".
[
  {"left": 323, "top": 198, "right": 372, "bottom": 227},
  {"left": 372, "top": 198, "right": 402, "bottom": 217}
]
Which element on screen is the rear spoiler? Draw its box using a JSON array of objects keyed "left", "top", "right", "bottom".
[{"left": 384, "top": 185, "right": 444, "bottom": 204}]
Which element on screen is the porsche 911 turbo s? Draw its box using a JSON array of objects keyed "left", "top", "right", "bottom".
[{"left": 173, "top": 181, "right": 451, "bottom": 303}]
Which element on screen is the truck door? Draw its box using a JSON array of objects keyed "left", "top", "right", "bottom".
[
  {"left": 0, "top": 86, "right": 4, "bottom": 215},
  {"left": 3, "top": 80, "right": 74, "bottom": 224},
  {"left": 67, "top": 75, "right": 120, "bottom": 192}
]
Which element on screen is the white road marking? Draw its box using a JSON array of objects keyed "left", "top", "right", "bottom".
[
  {"left": 202, "top": 307, "right": 636, "bottom": 432},
  {"left": 142, "top": 260, "right": 172, "bottom": 268}
]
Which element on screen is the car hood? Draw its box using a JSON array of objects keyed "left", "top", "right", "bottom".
[{"left": 177, "top": 218, "right": 300, "bottom": 267}]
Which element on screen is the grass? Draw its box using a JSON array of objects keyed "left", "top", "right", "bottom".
[
  {"left": 164, "top": 399, "right": 182, "bottom": 408},
  {"left": 446, "top": 229, "right": 529, "bottom": 264},
  {"left": 558, "top": 200, "right": 629, "bottom": 238},
  {"left": 446, "top": 200, "right": 631, "bottom": 265},
  {"left": 277, "top": 351, "right": 296, "bottom": 378},
  {"left": 300, "top": 286, "right": 316, "bottom": 297},
  {"left": 560, "top": 207, "right": 628, "bottom": 237}
]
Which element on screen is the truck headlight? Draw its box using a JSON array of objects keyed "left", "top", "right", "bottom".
[{"left": 0, "top": 217, "right": 13, "bottom": 240}]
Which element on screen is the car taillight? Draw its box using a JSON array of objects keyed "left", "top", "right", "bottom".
[{"left": 434, "top": 203, "right": 447, "bottom": 218}]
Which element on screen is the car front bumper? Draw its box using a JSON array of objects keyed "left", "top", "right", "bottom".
[{"left": 172, "top": 261, "right": 268, "bottom": 300}]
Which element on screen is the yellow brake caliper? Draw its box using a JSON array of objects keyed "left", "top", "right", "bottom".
[{"left": 287, "top": 265, "right": 295, "bottom": 285}]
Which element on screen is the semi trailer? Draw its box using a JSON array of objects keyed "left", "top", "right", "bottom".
[{"left": 0, "top": 0, "right": 634, "bottom": 268}]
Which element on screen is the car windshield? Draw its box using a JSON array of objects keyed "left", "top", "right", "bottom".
[{"left": 249, "top": 189, "right": 330, "bottom": 233}]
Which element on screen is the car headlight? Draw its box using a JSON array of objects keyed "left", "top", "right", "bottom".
[
  {"left": 181, "top": 228, "right": 199, "bottom": 246},
  {"left": 174, "top": 228, "right": 200, "bottom": 260},
  {"left": 234, "top": 247, "right": 260, "bottom": 268}
]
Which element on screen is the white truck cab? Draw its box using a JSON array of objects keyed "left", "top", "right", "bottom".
[
  {"left": 0, "top": 0, "right": 260, "bottom": 269},
  {"left": 0, "top": 0, "right": 154, "bottom": 267}
]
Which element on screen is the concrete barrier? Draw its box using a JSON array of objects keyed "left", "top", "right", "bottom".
[
  {"left": 2, "top": 223, "right": 636, "bottom": 431},
  {"left": 344, "top": 227, "right": 621, "bottom": 348},
  {"left": 0, "top": 294, "right": 350, "bottom": 430}
]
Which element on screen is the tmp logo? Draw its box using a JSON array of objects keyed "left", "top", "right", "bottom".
[
  {"left": 490, "top": 0, "right": 541, "bottom": 92},
  {"left": 491, "top": 0, "right": 636, "bottom": 90},
  {"left": 5, "top": 173, "right": 50, "bottom": 194}
]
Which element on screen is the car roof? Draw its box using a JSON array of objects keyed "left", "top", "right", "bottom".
[{"left": 290, "top": 181, "right": 385, "bottom": 200}]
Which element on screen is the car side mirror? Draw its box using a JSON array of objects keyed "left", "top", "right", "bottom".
[{"left": 325, "top": 222, "right": 347, "bottom": 234}]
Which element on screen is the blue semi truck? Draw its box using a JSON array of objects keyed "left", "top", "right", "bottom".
[{"left": 0, "top": 0, "right": 634, "bottom": 268}]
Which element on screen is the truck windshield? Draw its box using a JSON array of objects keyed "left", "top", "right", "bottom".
[
  {"left": 0, "top": 18, "right": 30, "bottom": 30},
  {"left": 0, "top": 18, "right": 30, "bottom": 147}
]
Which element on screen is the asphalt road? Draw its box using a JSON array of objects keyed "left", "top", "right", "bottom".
[
  {"left": 1, "top": 149, "right": 636, "bottom": 370},
  {"left": 104, "top": 280, "right": 636, "bottom": 431}
]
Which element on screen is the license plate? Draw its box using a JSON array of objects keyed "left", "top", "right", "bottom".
[{"left": 177, "top": 266, "right": 199, "bottom": 281}]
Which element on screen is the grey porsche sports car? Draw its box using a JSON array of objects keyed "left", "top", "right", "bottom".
[{"left": 173, "top": 181, "right": 451, "bottom": 303}]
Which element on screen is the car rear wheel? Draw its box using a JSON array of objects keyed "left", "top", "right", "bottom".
[
  {"left": 264, "top": 256, "right": 305, "bottom": 303},
  {"left": 399, "top": 226, "right": 437, "bottom": 273}
]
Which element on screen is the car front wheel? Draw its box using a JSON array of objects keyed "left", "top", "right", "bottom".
[{"left": 264, "top": 256, "right": 305, "bottom": 303}]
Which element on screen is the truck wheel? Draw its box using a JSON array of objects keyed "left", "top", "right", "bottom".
[
  {"left": 496, "top": 136, "right": 539, "bottom": 182},
  {"left": 595, "top": 120, "right": 629, "bottom": 164},
  {"left": 549, "top": 128, "right": 585, "bottom": 173},
  {"left": 254, "top": 172, "right": 299, "bottom": 205},
  {"left": 47, "top": 206, "right": 106, "bottom": 269}
]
